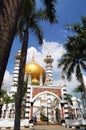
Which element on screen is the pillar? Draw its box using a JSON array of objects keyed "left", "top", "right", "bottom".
[
  {"left": 40, "top": 73, "right": 43, "bottom": 86},
  {"left": 30, "top": 102, "right": 33, "bottom": 120},
  {"left": 61, "top": 103, "right": 65, "bottom": 123}
]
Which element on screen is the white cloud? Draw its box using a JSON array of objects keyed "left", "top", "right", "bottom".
[
  {"left": 26, "top": 47, "right": 44, "bottom": 66},
  {"left": 27, "top": 39, "right": 65, "bottom": 69},
  {"left": 2, "top": 71, "right": 12, "bottom": 91}
]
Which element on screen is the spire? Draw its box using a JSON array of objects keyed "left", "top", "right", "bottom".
[{"left": 31, "top": 53, "right": 35, "bottom": 63}]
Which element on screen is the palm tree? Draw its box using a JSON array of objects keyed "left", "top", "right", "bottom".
[
  {"left": 0, "top": 0, "right": 57, "bottom": 91},
  {"left": 0, "top": 89, "right": 7, "bottom": 117},
  {"left": 58, "top": 16, "right": 86, "bottom": 101},
  {"left": 0, "top": 89, "right": 7, "bottom": 110},
  {"left": 0, "top": 0, "right": 23, "bottom": 90},
  {"left": 53, "top": 97, "right": 59, "bottom": 106},
  {"left": 3, "top": 94, "right": 13, "bottom": 110},
  {"left": 14, "top": 1, "right": 57, "bottom": 130},
  {"left": 0, "top": 89, "right": 7, "bottom": 99},
  {"left": 73, "top": 84, "right": 84, "bottom": 106},
  {"left": 73, "top": 85, "right": 84, "bottom": 98},
  {"left": 3, "top": 94, "right": 15, "bottom": 118},
  {"left": 66, "top": 94, "right": 72, "bottom": 105},
  {"left": 0, "top": 90, "right": 14, "bottom": 118},
  {"left": 39, "top": 0, "right": 57, "bottom": 24}
]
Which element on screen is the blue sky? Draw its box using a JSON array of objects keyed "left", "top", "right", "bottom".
[
  {"left": 3, "top": 0, "right": 86, "bottom": 94},
  {"left": 7, "top": 0, "right": 86, "bottom": 73}
]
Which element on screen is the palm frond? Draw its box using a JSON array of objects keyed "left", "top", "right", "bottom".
[
  {"left": 35, "top": 8, "right": 49, "bottom": 21},
  {"left": 58, "top": 53, "right": 73, "bottom": 73},
  {"left": 42, "top": 0, "right": 58, "bottom": 23},
  {"left": 81, "top": 16, "right": 86, "bottom": 29},
  {"left": 30, "top": 18, "right": 43, "bottom": 45},
  {"left": 66, "top": 69, "right": 72, "bottom": 81},
  {"left": 66, "top": 61, "right": 76, "bottom": 80},
  {"left": 66, "top": 94, "right": 72, "bottom": 105},
  {"left": 22, "top": 0, "right": 35, "bottom": 17},
  {"left": 66, "top": 23, "right": 82, "bottom": 34},
  {"left": 73, "top": 84, "right": 84, "bottom": 93},
  {"left": 76, "top": 63, "right": 82, "bottom": 82},
  {"left": 80, "top": 61, "right": 86, "bottom": 71}
]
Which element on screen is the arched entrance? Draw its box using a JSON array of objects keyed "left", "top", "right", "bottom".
[{"left": 30, "top": 89, "right": 62, "bottom": 124}]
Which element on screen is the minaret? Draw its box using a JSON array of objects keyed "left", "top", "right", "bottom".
[
  {"left": 61, "top": 73, "right": 69, "bottom": 124},
  {"left": 25, "top": 54, "right": 34, "bottom": 122},
  {"left": 44, "top": 53, "right": 53, "bottom": 86},
  {"left": 10, "top": 50, "right": 21, "bottom": 96}
]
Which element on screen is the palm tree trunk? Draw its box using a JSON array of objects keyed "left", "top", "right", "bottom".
[
  {"left": 14, "top": 30, "right": 28, "bottom": 130},
  {"left": 0, "top": 0, "right": 22, "bottom": 91}
]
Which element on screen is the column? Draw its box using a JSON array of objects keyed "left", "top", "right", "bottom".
[
  {"left": 30, "top": 102, "right": 33, "bottom": 120},
  {"left": 61, "top": 103, "right": 65, "bottom": 123},
  {"left": 40, "top": 73, "right": 43, "bottom": 86}
]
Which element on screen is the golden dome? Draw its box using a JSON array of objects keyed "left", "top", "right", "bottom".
[
  {"left": 25, "top": 62, "right": 44, "bottom": 75},
  {"left": 25, "top": 54, "right": 45, "bottom": 85}
]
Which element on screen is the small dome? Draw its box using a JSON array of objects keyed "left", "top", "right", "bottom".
[
  {"left": 44, "top": 53, "right": 53, "bottom": 63},
  {"left": 32, "top": 78, "right": 39, "bottom": 85}
]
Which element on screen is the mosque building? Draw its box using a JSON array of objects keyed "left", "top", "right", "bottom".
[{"left": 0, "top": 50, "right": 83, "bottom": 125}]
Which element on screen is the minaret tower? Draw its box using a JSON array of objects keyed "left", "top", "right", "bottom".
[
  {"left": 13, "top": 50, "right": 21, "bottom": 86},
  {"left": 10, "top": 50, "right": 21, "bottom": 96},
  {"left": 44, "top": 53, "right": 54, "bottom": 86},
  {"left": 61, "top": 73, "right": 69, "bottom": 124}
]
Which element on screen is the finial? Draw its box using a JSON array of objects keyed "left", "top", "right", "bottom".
[
  {"left": 47, "top": 52, "right": 51, "bottom": 57},
  {"left": 31, "top": 53, "right": 35, "bottom": 63}
]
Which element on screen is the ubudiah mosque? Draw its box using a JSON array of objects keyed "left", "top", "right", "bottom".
[{"left": 1, "top": 50, "right": 83, "bottom": 125}]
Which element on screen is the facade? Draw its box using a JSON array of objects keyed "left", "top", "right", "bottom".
[{"left": 0, "top": 50, "right": 83, "bottom": 125}]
